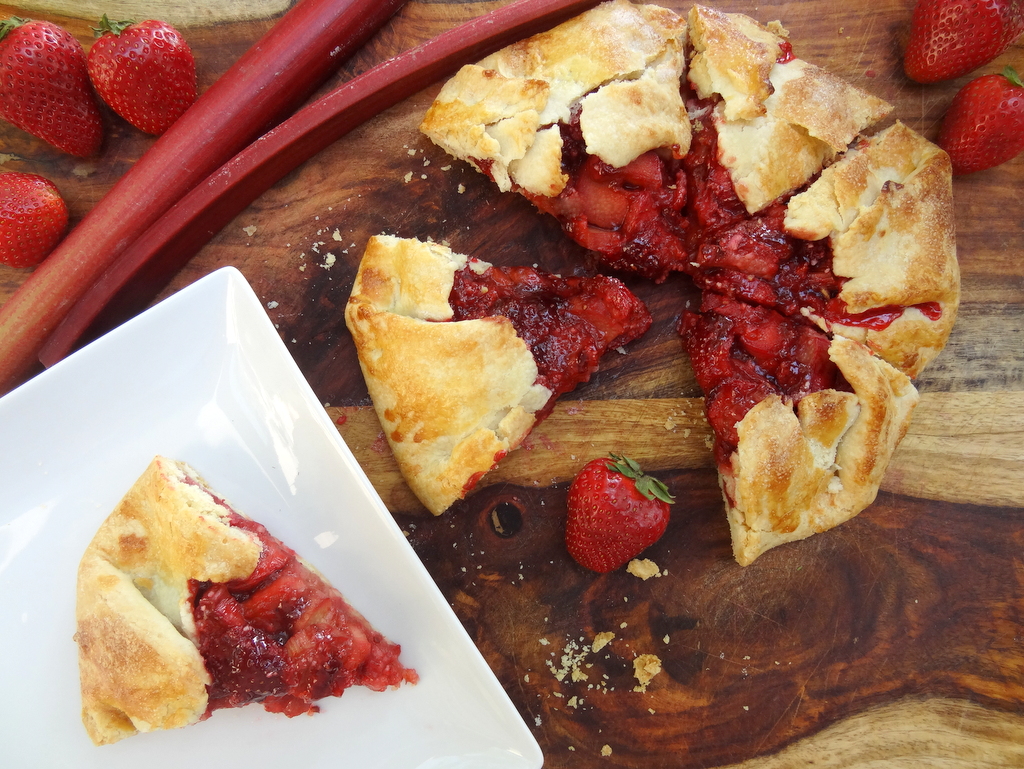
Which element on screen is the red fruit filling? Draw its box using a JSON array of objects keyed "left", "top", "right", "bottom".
[
  {"left": 449, "top": 261, "right": 652, "bottom": 414},
  {"left": 521, "top": 111, "right": 690, "bottom": 283},
  {"left": 190, "top": 511, "right": 416, "bottom": 718},
  {"left": 680, "top": 293, "right": 847, "bottom": 468}
]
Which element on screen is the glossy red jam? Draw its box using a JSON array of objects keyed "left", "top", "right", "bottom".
[
  {"left": 449, "top": 262, "right": 651, "bottom": 412},
  {"left": 190, "top": 513, "right": 416, "bottom": 718}
]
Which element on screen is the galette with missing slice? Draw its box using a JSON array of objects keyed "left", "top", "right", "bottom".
[
  {"left": 345, "top": 234, "right": 652, "bottom": 516},
  {"left": 417, "top": 1, "right": 959, "bottom": 564},
  {"left": 75, "top": 456, "right": 416, "bottom": 745}
]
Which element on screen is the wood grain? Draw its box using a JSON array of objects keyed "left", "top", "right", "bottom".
[
  {"left": 11, "top": 0, "right": 290, "bottom": 26},
  {"left": 330, "top": 391, "right": 1024, "bottom": 516},
  {"left": 2, "top": 1, "right": 1024, "bottom": 766}
]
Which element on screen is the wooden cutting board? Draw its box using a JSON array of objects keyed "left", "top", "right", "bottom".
[{"left": 2, "top": 1, "right": 1023, "bottom": 766}]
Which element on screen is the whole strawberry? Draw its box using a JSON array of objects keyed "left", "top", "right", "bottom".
[
  {"left": 904, "top": 0, "right": 1024, "bottom": 83},
  {"left": 938, "top": 66, "right": 1024, "bottom": 174},
  {"left": 565, "top": 454, "right": 674, "bottom": 573},
  {"left": 0, "top": 172, "right": 69, "bottom": 268},
  {"left": 87, "top": 15, "right": 196, "bottom": 135},
  {"left": 0, "top": 17, "right": 103, "bottom": 157}
]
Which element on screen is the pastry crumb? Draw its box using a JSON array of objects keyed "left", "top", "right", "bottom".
[
  {"left": 601, "top": 745, "right": 612, "bottom": 756},
  {"left": 242, "top": 225, "right": 257, "bottom": 236},
  {"left": 632, "top": 654, "right": 662, "bottom": 692},
  {"left": 627, "top": 558, "right": 661, "bottom": 580},
  {"left": 592, "top": 631, "right": 615, "bottom": 653}
]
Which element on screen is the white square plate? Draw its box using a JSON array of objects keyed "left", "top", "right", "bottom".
[{"left": 0, "top": 267, "right": 543, "bottom": 768}]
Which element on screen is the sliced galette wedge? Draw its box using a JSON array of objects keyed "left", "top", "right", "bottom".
[
  {"left": 687, "top": 4, "right": 893, "bottom": 214},
  {"left": 75, "top": 456, "right": 416, "bottom": 746},
  {"left": 345, "top": 235, "right": 651, "bottom": 515},
  {"left": 785, "top": 121, "right": 960, "bottom": 377}
]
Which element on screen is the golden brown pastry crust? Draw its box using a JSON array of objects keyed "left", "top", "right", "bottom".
[
  {"left": 75, "top": 456, "right": 262, "bottom": 745},
  {"left": 723, "top": 336, "right": 920, "bottom": 565},
  {"left": 687, "top": 5, "right": 785, "bottom": 121},
  {"left": 691, "top": 6, "right": 892, "bottom": 213},
  {"left": 420, "top": 0, "right": 689, "bottom": 195},
  {"left": 345, "top": 236, "right": 551, "bottom": 515},
  {"left": 786, "top": 122, "right": 960, "bottom": 378}
]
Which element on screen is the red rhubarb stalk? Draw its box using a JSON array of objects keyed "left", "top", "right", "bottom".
[
  {"left": 0, "top": 0, "right": 407, "bottom": 393},
  {"left": 39, "top": 0, "right": 602, "bottom": 366}
]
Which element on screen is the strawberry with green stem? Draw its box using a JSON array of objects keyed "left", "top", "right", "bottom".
[
  {"left": 565, "top": 453, "right": 674, "bottom": 573},
  {"left": 938, "top": 66, "right": 1024, "bottom": 174},
  {"left": 87, "top": 15, "right": 196, "bottom": 136},
  {"left": 0, "top": 172, "right": 69, "bottom": 268},
  {"left": 0, "top": 17, "right": 103, "bottom": 156}
]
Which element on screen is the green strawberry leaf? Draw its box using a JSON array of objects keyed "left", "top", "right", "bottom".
[
  {"left": 605, "top": 453, "right": 675, "bottom": 504},
  {"left": 93, "top": 14, "right": 135, "bottom": 38},
  {"left": 1004, "top": 66, "right": 1024, "bottom": 89},
  {"left": 0, "top": 17, "right": 29, "bottom": 43}
]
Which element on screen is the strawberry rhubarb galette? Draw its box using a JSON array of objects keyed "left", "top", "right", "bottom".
[
  {"left": 345, "top": 235, "right": 651, "bottom": 515},
  {"left": 75, "top": 456, "right": 416, "bottom": 745},
  {"left": 415, "top": 0, "right": 959, "bottom": 564}
]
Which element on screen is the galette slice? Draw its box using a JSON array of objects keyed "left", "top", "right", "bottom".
[
  {"left": 680, "top": 296, "right": 919, "bottom": 565},
  {"left": 421, "top": 0, "right": 692, "bottom": 282},
  {"left": 75, "top": 456, "right": 416, "bottom": 746},
  {"left": 687, "top": 4, "right": 893, "bottom": 214},
  {"left": 784, "top": 121, "right": 960, "bottom": 377},
  {"left": 344, "top": 235, "right": 651, "bottom": 515}
]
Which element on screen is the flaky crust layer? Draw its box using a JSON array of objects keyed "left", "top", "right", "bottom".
[
  {"left": 345, "top": 236, "right": 551, "bottom": 515},
  {"left": 786, "top": 122, "right": 960, "bottom": 377},
  {"left": 75, "top": 456, "right": 262, "bottom": 745},
  {"left": 420, "top": 0, "right": 689, "bottom": 195},
  {"left": 692, "top": 5, "right": 892, "bottom": 213},
  {"left": 723, "top": 337, "right": 920, "bottom": 565}
]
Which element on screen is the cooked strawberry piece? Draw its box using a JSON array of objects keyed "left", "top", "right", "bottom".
[
  {"left": 193, "top": 584, "right": 289, "bottom": 710},
  {"left": 678, "top": 311, "right": 736, "bottom": 393},
  {"left": 236, "top": 562, "right": 311, "bottom": 633},
  {"left": 190, "top": 513, "right": 415, "bottom": 718},
  {"left": 524, "top": 116, "right": 689, "bottom": 282},
  {"left": 705, "top": 377, "right": 775, "bottom": 458},
  {"left": 450, "top": 263, "right": 651, "bottom": 409},
  {"left": 680, "top": 291, "right": 845, "bottom": 464}
]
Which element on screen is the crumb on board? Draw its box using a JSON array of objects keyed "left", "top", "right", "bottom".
[
  {"left": 627, "top": 558, "right": 661, "bottom": 580},
  {"left": 601, "top": 745, "right": 612, "bottom": 757},
  {"left": 633, "top": 654, "right": 662, "bottom": 692},
  {"left": 592, "top": 631, "right": 615, "bottom": 653}
]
